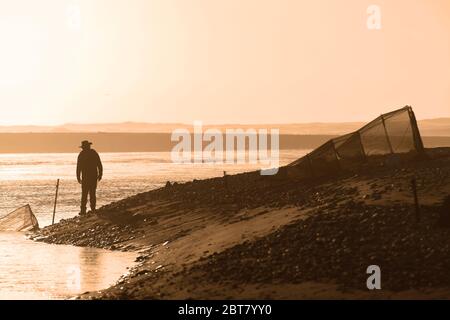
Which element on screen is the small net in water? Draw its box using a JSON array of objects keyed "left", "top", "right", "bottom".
[{"left": 0, "top": 205, "right": 39, "bottom": 232}]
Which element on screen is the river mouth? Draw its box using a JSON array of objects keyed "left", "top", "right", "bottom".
[{"left": 0, "top": 232, "right": 136, "bottom": 300}]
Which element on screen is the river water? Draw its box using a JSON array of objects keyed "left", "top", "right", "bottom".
[
  {"left": 0, "top": 150, "right": 307, "bottom": 299},
  {"left": 0, "top": 232, "right": 136, "bottom": 299},
  {"left": 0, "top": 150, "right": 306, "bottom": 226}
]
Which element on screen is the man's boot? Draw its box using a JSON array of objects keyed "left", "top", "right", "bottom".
[{"left": 79, "top": 207, "right": 87, "bottom": 216}]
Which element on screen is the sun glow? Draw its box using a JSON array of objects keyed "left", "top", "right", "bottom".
[
  {"left": 0, "top": 0, "right": 449, "bottom": 125},
  {"left": 0, "top": 17, "right": 44, "bottom": 87}
]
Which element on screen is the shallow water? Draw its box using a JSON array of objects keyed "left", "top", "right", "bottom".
[
  {"left": 0, "top": 150, "right": 308, "bottom": 299},
  {"left": 0, "top": 232, "right": 136, "bottom": 299},
  {"left": 0, "top": 150, "right": 307, "bottom": 226}
]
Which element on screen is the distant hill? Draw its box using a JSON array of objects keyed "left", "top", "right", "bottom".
[
  {"left": 0, "top": 118, "right": 449, "bottom": 136},
  {"left": 0, "top": 133, "right": 334, "bottom": 153},
  {"left": 417, "top": 118, "right": 450, "bottom": 136},
  {"left": 0, "top": 132, "right": 449, "bottom": 153}
]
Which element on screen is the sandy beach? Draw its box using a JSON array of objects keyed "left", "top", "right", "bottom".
[{"left": 29, "top": 147, "right": 450, "bottom": 299}]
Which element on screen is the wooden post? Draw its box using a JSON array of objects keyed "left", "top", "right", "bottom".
[
  {"left": 411, "top": 178, "right": 420, "bottom": 222},
  {"left": 52, "top": 179, "right": 60, "bottom": 225},
  {"left": 408, "top": 106, "right": 425, "bottom": 154},
  {"left": 381, "top": 115, "right": 394, "bottom": 154},
  {"left": 357, "top": 131, "right": 367, "bottom": 162},
  {"left": 331, "top": 141, "right": 341, "bottom": 170},
  {"left": 223, "top": 171, "right": 228, "bottom": 191}
]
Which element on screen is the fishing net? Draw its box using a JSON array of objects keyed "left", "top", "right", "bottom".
[
  {"left": 0, "top": 205, "right": 39, "bottom": 232},
  {"left": 288, "top": 106, "right": 424, "bottom": 178}
]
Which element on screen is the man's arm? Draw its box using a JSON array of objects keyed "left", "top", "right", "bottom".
[
  {"left": 96, "top": 152, "right": 103, "bottom": 181},
  {"left": 76, "top": 154, "right": 82, "bottom": 183}
]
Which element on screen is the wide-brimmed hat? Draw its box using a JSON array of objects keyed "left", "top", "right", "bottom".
[{"left": 80, "top": 140, "right": 93, "bottom": 148}]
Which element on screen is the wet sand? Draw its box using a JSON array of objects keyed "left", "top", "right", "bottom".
[{"left": 31, "top": 148, "right": 450, "bottom": 299}]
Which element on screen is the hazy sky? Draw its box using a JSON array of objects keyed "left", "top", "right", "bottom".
[{"left": 0, "top": 0, "right": 449, "bottom": 125}]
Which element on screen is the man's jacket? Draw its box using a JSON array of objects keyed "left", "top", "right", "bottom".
[{"left": 77, "top": 149, "right": 103, "bottom": 182}]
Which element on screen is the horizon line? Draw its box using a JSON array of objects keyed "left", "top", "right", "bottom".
[{"left": 1, "top": 116, "right": 450, "bottom": 128}]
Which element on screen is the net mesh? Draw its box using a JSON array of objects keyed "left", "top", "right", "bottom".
[
  {"left": 308, "top": 141, "right": 340, "bottom": 175},
  {"left": 384, "top": 110, "right": 415, "bottom": 153},
  {"left": 287, "top": 106, "right": 423, "bottom": 178},
  {"left": 360, "top": 118, "right": 392, "bottom": 156},
  {"left": 335, "top": 133, "right": 365, "bottom": 161},
  {"left": 287, "top": 157, "right": 313, "bottom": 179},
  {"left": 0, "top": 205, "right": 39, "bottom": 232}
]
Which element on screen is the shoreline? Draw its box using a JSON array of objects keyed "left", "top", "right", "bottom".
[{"left": 31, "top": 147, "right": 450, "bottom": 299}]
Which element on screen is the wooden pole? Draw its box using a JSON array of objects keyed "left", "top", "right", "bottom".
[
  {"left": 330, "top": 140, "right": 340, "bottom": 168},
  {"left": 411, "top": 177, "right": 420, "bottom": 222},
  {"left": 223, "top": 171, "right": 228, "bottom": 191},
  {"left": 408, "top": 107, "right": 425, "bottom": 154},
  {"left": 52, "top": 179, "right": 60, "bottom": 225},
  {"left": 357, "top": 131, "right": 367, "bottom": 162},
  {"left": 381, "top": 115, "right": 394, "bottom": 154}
]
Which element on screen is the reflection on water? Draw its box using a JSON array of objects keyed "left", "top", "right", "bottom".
[{"left": 0, "top": 232, "right": 136, "bottom": 300}]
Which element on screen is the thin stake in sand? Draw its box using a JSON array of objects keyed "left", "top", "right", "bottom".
[{"left": 52, "top": 179, "right": 60, "bottom": 225}]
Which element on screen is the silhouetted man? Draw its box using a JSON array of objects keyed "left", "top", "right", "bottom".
[{"left": 77, "top": 140, "right": 103, "bottom": 215}]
